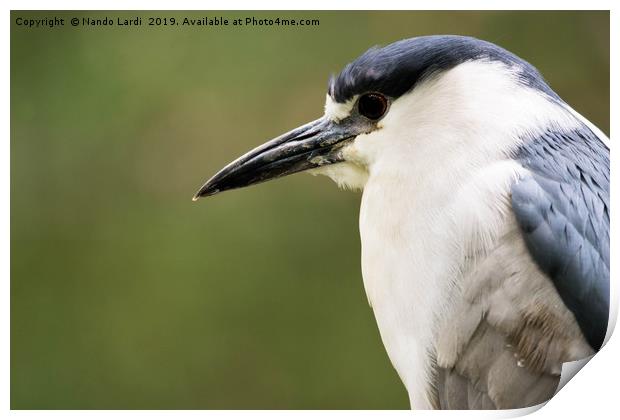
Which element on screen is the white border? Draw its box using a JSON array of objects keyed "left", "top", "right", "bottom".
[{"left": 3, "top": 2, "right": 616, "bottom": 419}]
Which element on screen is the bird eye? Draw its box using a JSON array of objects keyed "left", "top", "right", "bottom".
[{"left": 358, "top": 93, "right": 388, "bottom": 120}]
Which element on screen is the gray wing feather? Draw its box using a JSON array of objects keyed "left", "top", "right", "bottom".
[
  {"left": 435, "top": 225, "right": 594, "bottom": 409},
  {"left": 437, "top": 323, "right": 559, "bottom": 409},
  {"left": 511, "top": 126, "right": 609, "bottom": 350}
]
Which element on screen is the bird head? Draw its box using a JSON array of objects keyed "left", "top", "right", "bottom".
[{"left": 193, "top": 35, "right": 559, "bottom": 200}]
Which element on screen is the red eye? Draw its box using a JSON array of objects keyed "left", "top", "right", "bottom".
[{"left": 358, "top": 93, "right": 388, "bottom": 120}]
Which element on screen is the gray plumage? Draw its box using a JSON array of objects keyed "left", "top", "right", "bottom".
[
  {"left": 435, "top": 223, "right": 594, "bottom": 409},
  {"left": 512, "top": 126, "right": 610, "bottom": 350}
]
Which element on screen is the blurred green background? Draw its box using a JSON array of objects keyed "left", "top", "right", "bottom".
[{"left": 11, "top": 11, "right": 609, "bottom": 409}]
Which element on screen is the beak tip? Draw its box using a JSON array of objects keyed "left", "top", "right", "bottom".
[{"left": 192, "top": 184, "right": 221, "bottom": 201}]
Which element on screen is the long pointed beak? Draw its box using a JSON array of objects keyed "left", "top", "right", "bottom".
[{"left": 193, "top": 117, "right": 358, "bottom": 200}]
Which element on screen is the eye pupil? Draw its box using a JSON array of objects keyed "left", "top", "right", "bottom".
[{"left": 358, "top": 93, "right": 388, "bottom": 120}]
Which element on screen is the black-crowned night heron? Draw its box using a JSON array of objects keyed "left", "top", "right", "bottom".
[{"left": 193, "top": 35, "right": 609, "bottom": 410}]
